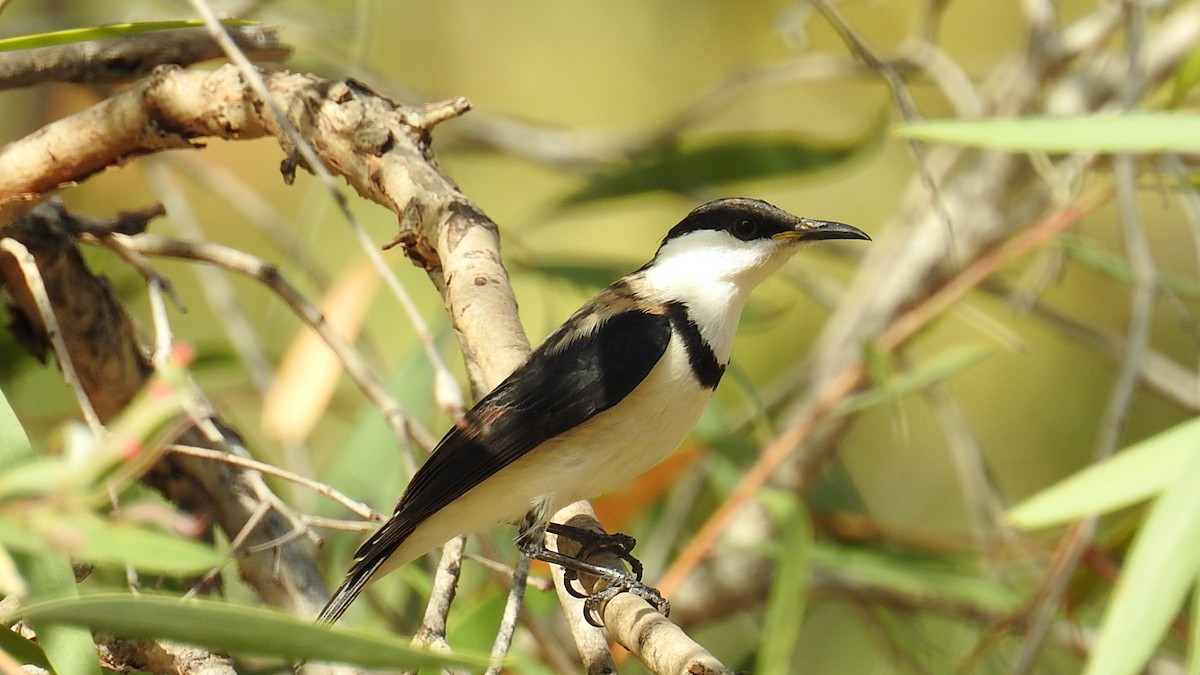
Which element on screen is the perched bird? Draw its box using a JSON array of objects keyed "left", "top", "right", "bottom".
[{"left": 318, "top": 198, "right": 869, "bottom": 624}]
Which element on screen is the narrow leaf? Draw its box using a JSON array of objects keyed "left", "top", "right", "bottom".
[
  {"left": 0, "top": 20, "right": 254, "bottom": 52},
  {"left": 757, "top": 489, "right": 813, "bottom": 675},
  {"left": 0, "top": 458, "right": 69, "bottom": 502},
  {"left": 899, "top": 113, "right": 1200, "bottom": 153},
  {"left": 0, "top": 510, "right": 222, "bottom": 575},
  {"left": 1083, "top": 446, "right": 1200, "bottom": 675},
  {"left": 838, "top": 344, "right": 995, "bottom": 415},
  {"left": 1171, "top": 45, "right": 1200, "bottom": 105},
  {"left": 809, "top": 543, "right": 1019, "bottom": 615},
  {"left": 561, "top": 134, "right": 869, "bottom": 206},
  {"left": 9, "top": 593, "right": 486, "bottom": 669},
  {"left": 1060, "top": 235, "right": 1200, "bottom": 300},
  {"left": 0, "top": 620, "right": 49, "bottom": 669},
  {"left": 0, "top": 391, "right": 96, "bottom": 673},
  {"left": 0, "top": 384, "right": 33, "bottom": 463},
  {"left": 14, "top": 552, "right": 102, "bottom": 675},
  {"left": 1008, "top": 417, "right": 1200, "bottom": 529}
]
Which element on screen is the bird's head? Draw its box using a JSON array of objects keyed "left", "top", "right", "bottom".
[{"left": 646, "top": 198, "right": 870, "bottom": 295}]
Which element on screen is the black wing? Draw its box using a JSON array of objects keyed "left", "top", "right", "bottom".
[{"left": 318, "top": 303, "right": 672, "bottom": 623}]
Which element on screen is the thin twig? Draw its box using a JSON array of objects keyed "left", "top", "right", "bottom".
[
  {"left": 182, "top": 398, "right": 321, "bottom": 551},
  {"left": 118, "top": 232, "right": 435, "bottom": 468},
  {"left": 183, "top": 500, "right": 272, "bottom": 601},
  {"left": 808, "top": 0, "right": 953, "bottom": 251},
  {"left": 144, "top": 160, "right": 276, "bottom": 394},
  {"left": 90, "top": 232, "right": 181, "bottom": 366},
  {"left": 300, "top": 514, "right": 379, "bottom": 534},
  {"left": 924, "top": 382, "right": 1013, "bottom": 558},
  {"left": 146, "top": 277, "right": 175, "bottom": 368},
  {"left": 1160, "top": 156, "right": 1200, "bottom": 402},
  {"left": 163, "top": 155, "right": 331, "bottom": 290},
  {"left": 982, "top": 277, "right": 1200, "bottom": 411},
  {"left": 169, "top": 444, "right": 380, "bottom": 521},
  {"left": 0, "top": 237, "right": 104, "bottom": 434},
  {"left": 409, "top": 536, "right": 470, "bottom": 675},
  {"left": 188, "top": 0, "right": 466, "bottom": 421},
  {"left": 485, "top": 556, "right": 529, "bottom": 675}
]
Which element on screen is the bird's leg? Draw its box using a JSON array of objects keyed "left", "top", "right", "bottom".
[{"left": 516, "top": 511, "right": 669, "bottom": 627}]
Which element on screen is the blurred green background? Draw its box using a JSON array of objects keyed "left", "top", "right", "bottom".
[{"left": 1, "top": 1, "right": 1197, "bottom": 673}]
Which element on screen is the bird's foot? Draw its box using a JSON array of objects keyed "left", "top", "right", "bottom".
[
  {"left": 562, "top": 568, "right": 671, "bottom": 628},
  {"left": 520, "top": 520, "right": 669, "bottom": 627},
  {"left": 546, "top": 522, "right": 644, "bottom": 580}
]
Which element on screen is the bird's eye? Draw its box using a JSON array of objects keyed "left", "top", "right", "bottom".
[{"left": 731, "top": 218, "right": 758, "bottom": 241}]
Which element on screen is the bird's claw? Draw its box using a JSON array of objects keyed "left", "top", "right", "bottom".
[
  {"left": 562, "top": 569, "right": 589, "bottom": 599},
  {"left": 578, "top": 577, "right": 671, "bottom": 628},
  {"left": 577, "top": 532, "right": 643, "bottom": 581},
  {"left": 539, "top": 522, "right": 667, "bottom": 626}
]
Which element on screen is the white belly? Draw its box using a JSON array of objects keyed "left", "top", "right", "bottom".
[{"left": 380, "top": 336, "right": 714, "bottom": 573}]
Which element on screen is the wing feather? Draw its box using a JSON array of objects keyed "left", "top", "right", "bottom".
[{"left": 318, "top": 292, "right": 671, "bottom": 623}]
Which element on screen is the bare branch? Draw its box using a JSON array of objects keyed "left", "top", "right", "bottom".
[{"left": 0, "top": 25, "right": 290, "bottom": 90}]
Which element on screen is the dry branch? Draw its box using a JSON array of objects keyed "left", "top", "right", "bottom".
[
  {"left": 0, "top": 61, "right": 702, "bottom": 670},
  {"left": 0, "top": 25, "right": 291, "bottom": 90}
]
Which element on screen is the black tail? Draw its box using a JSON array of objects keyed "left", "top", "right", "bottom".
[{"left": 316, "top": 558, "right": 384, "bottom": 625}]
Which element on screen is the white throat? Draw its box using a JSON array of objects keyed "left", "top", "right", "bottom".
[{"left": 638, "top": 230, "right": 796, "bottom": 361}]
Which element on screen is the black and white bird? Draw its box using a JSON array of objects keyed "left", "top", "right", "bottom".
[{"left": 318, "top": 198, "right": 869, "bottom": 625}]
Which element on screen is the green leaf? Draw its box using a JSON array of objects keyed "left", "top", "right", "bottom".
[
  {"left": 14, "top": 551, "right": 102, "bottom": 675},
  {"left": 757, "top": 489, "right": 813, "bottom": 675},
  {"left": 512, "top": 259, "right": 632, "bottom": 291},
  {"left": 1008, "top": 417, "right": 1200, "bottom": 529},
  {"left": 0, "top": 384, "right": 33, "bottom": 464},
  {"left": 838, "top": 344, "right": 995, "bottom": 415},
  {"left": 0, "top": 391, "right": 94, "bottom": 674},
  {"left": 1170, "top": 44, "right": 1200, "bottom": 106},
  {"left": 64, "top": 355, "right": 194, "bottom": 504},
  {"left": 0, "top": 510, "right": 222, "bottom": 575},
  {"left": 898, "top": 113, "right": 1200, "bottom": 153},
  {"left": 560, "top": 133, "right": 870, "bottom": 206},
  {"left": 8, "top": 593, "right": 487, "bottom": 669},
  {"left": 0, "top": 619, "right": 49, "bottom": 669},
  {"left": 0, "top": 458, "right": 69, "bottom": 502},
  {"left": 809, "top": 543, "right": 1020, "bottom": 615},
  {"left": 1060, "top": 235, "right": 1200, "bottom": 300},
  {"left": 0, "top": 20, "right": 254, "bottom": 52},
  {"left": 1083, "top": 443, "right": 1200, "bottom": 675}
]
